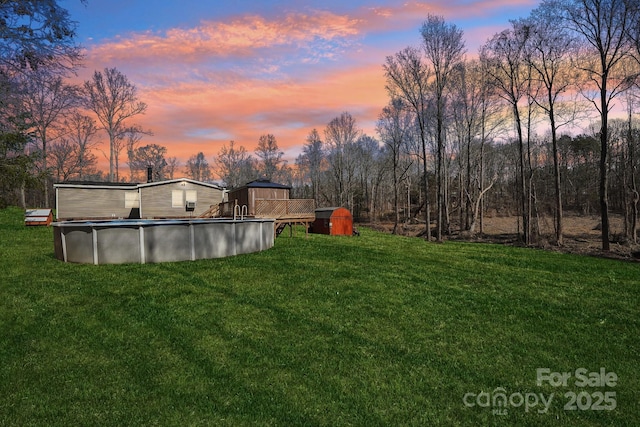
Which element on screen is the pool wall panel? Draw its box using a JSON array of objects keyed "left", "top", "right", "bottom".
[
  {"left": 96, "top": 226, "right": 141, "bottom": 264},
  {"left": 63, "top": 227, "right": 94, "bottom": 264},
  {"left": 144, "top": 224, "right": 191, "bottom": 263},
  {"left": 193, "top": 222, "right": 236, "bottom": 259},
  {"left": 235, "top": 221, "right": 262, "bottom": 255}
]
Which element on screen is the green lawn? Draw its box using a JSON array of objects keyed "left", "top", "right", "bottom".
[{"left": 1, "top": 206, "right": 639, "bottom": 426}]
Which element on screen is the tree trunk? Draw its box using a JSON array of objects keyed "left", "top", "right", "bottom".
[
  {"left": 632, "top": 190, "right": 639, "bottom": 244},
  {"left": 465, "top": 128, "right": 472, "bottom": 230},
  {"left": 549, "top": 101, "right": 563, "bottom": 245},
  {"left": 436, "top": 115, "right": 443, "bottom": 241},
  {"left": 443, "top": 154, "right": 451, "bottom": 235},
  {"left": 631, "top": 124, "right": 638, "bottom": 244},
  {"left": 479, "top": 121, "right": 486, "bottom": 235},
  {"left": 421, "top": 133, "right": 431, "bottom": 240},
  {"left": 20, "top": 181, "right": 26, "bottom": 210},
  {"left": 109, "top": 133, "right": 115, "bottom": 182},
  {"left": 469, "top": 180, "right": 495, "bottom": 233},
  {"left": 459, "top": 171, "right": 464, "bottom": 232},
  {"left": 392, "top": 155, "right": 399, "bottom": 234},
  {"left": 513, "top": 103, "right": 529, "bottom": 245},
  {"left": 600, "top": 85, "right": 610, "bottom": 251}
]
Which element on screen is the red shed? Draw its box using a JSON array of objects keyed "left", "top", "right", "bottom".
[{"left": 312, "top": 207, "right": 353, "bottom": 236}]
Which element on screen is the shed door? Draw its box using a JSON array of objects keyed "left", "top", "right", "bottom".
[{"left": 331, "top": 215, "right": 353, "bottom": 235}]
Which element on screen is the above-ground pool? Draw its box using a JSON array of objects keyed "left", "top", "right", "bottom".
[{"left": 53, "top": 218, "right": 275, "bottom": 264}]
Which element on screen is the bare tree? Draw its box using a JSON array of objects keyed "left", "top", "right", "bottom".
[
  {"left": 324, "top": 112, "right": 361, "bottom": 209},
  {"left": 129, "top": 144, "right": 167, "bottom": 182},
  {"left": 449, "top": 59, "right": 502, "bottom": 233},
  {"left": 470, "top": 60, "right": 503, "bottom": 234},
  {"left": 125, "top": 127, "right": 143, "bottom": 182},
  {"left": 185, "top": 152, "right": 211, "bottom": 181},
  {"left": 625, "top": 1, "right": 640, "bottom": 72},
  {"left": 20, "top": 69, "right": 79, "bottom": 205},
  {"left": 119, "top": 128, "right": 151, "bottom": 181},
  {"left": 64, "top": 112, "right": 99, "bottom": 180},
  {"left": 83, "top": 67, "right": 148, "bottom": 182},
  {"left": 49, "top": 112, "right": 99, "bottom": 181},
  {"left": 482, "top": 24, "right": 532, "bottom": 244},
  {"left": 553, "top": 0, "right": 638, "bottom": 250},
  {"left": 352, "top": 134, "right": 383, "bottom": 220},
  {"left": 523, "top": 6, "right": 582, "bottom": 245},
  {"left": 215, "top": 140, "right": 256, "bottom": 189},
  {"left": 377, "top": 98, "right": 413, "bottom": 233},
  {"left": 120, "top": 125, "right": 152, "bottom": 182},
  {"left": 383, "top": 47, "right": 433, "bottom": 238},
  {"left": 0, "top": 0, "right": 83, "bottom": 73},
  {"left": 298, "top": 128, "right": 325, "bottom": 203},
  {"left": 421, "top": 15, "right": 466, "bottom": 240},
  {"left": 255, "top": 134, "right": 284, "bottom": 181},
  {"left": 624, "top": 91, "right": 639, "bottom": 242},
  {"left": 165, "top": 156, "right": 180, "bottom": 180},
  {"left": 49, "top": 139, "right": 77, "bottom": 181}
]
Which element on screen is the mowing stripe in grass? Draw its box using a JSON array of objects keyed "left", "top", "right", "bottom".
[{"left": 1, "top": 207, "right": 639, "bottom": 426}]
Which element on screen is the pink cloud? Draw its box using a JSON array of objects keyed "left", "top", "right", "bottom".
[
  {"left": 87, "top": 11, "right": 362, "bottom": 66},
  {"left": 344, "top": 0, "right": 540, "bottom": 34}
]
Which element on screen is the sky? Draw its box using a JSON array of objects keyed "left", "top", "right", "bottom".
[{"left": 61, "top": 0, "right": 541, "bottom": 173}]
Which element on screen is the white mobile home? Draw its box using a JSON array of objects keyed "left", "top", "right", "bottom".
[{"left": 54, "top": 179, "right": 224, "bottom": 220}]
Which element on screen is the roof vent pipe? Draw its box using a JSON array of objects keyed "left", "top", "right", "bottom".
[{"left": 147, "top": 166, "right": 153, "bottom": 183}]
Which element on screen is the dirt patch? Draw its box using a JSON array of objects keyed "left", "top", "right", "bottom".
[{"left": 363, "top": 215, "right": 640, "bottom": 262}]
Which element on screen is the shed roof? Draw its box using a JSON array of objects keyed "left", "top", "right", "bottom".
[
  {"left": 315, "top": 207, "right": 352, "bottom": 219},
  {"left": 315, "top": 207, "right": 348, "bottom": 213},
  {"left": 235, "top": 179, "right": 291, "bottom": 190}
]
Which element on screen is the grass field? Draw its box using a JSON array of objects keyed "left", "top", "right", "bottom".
[{"left": 1, "top": 206, "right": 639, "bottom": 426}]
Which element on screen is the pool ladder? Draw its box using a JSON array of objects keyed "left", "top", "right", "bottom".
[{"left": 233, "top": 204, "right": 248, "bottom": 220}]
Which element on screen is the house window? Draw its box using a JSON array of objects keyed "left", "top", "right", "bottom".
[
  {"left": 125, "top": 191, "right": 139, "bottom": 208},
  {"left": 171, "top": 190, "right": 183, "bottom": 208}
]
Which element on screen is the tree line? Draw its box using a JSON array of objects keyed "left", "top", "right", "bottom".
[
  {"left": 2, "top": 0, "right": 640, "bottom": 251},
  {"left": 294, "top": 0, "right": 640, "bottom": 250},
  {"left": 0, "top": 1, "right": 155, "bottom": 208}
]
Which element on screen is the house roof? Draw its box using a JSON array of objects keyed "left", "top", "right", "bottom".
[
  {"left": 137, "top": 178, "right": 224, "bottom": 190},
  {"left": 54, "top": 181, "right": 138, "bottom": 190},
  {"left": 54, "top": 178, "right": 224, "bottom": 191}
]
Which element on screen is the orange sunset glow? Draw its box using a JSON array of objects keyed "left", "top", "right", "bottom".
[{"left": 65, "top": 0, "right": 541, "bottom": 174}]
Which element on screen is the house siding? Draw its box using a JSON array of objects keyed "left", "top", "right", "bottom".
[
  {"left": 55, "top": 179, "right": 224, "bottom": 220},
  {"left": 56, "top": 187, "right": 137, "bottom": 220},
  {"left": 139, "top": 181, "right": 224, "bottom": 218}
]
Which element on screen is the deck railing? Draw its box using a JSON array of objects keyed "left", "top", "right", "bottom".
[
  {"left": 218, "top": 199, "right": 315, "bottom": 219},
  {"left": 255, "top": 199, "right": 315, "bottom": 218}
]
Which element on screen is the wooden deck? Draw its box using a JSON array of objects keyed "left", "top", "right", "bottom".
[{"left": 211, "top": 198, "right": 315, "bottom": 237}]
